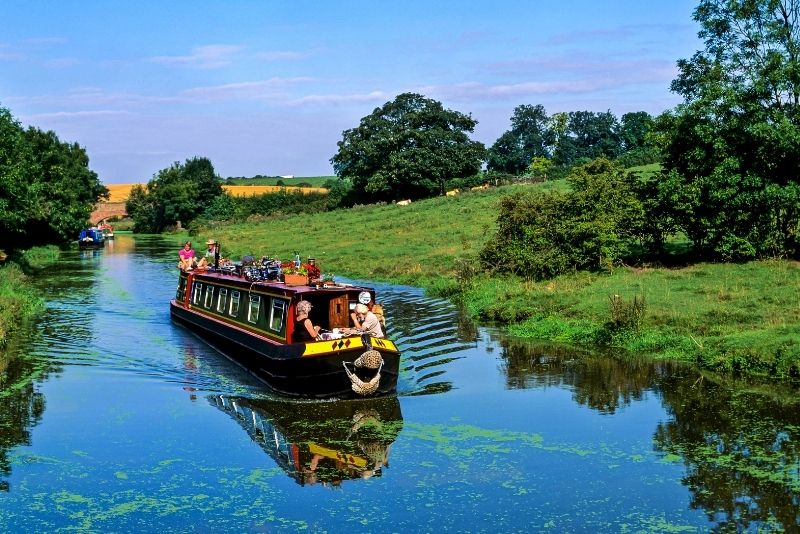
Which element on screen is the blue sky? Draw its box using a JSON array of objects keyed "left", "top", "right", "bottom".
[{"left": 1, "top": 1, "right": 701, "bottom": 183}]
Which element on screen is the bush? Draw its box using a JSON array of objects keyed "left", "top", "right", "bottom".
[{"left": 480, "top": 158, "right": 646, "bottom": 280}]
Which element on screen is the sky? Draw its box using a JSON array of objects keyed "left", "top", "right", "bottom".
[{"left": 0, "top": 1, "right": 702, "bottom": 184}]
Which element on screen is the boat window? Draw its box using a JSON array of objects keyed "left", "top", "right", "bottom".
[
  {"left": 204, "top": 285, "right": 214, "bottom": 308},
  {"left": 192, "top": 283, "right": 203, "bottom": 305},
  {"left": 217, "top": 288, "right": 228, "bottom": 313},
  {"left": 269, "top": 299, "right": 287, "bottom": 332},
  {"left": 248, "top": 295, "right": 261, "bottom": 324},
  {"left": 176, "top": 276, "right": 187, "bottom": 301},
  {"left": 229, "top": 291, "right": 240, "bottom": 317}
]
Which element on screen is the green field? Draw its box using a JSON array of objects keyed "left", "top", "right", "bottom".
[
  {"left": 225, "top": 175, "right": 335, "bottom": 187},
  {"left": 192, "top": 181, "right": 800, "bottom": 379}
]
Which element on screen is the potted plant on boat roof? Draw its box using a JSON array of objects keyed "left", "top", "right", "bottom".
[{"left": 281, "top": 261, "right": 309, "bottom": 285}]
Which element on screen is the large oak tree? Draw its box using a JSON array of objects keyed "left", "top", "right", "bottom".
[{"left": 331, "top": 93, "right": 486, "bottom": 201}]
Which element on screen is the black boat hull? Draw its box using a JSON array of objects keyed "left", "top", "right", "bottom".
[{"left": 170, "top": 300, "right": 400, "bottom": 399}]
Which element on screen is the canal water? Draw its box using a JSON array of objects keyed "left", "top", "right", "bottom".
[{"left": 0, "top": 235, "right": 798, "bottom": 532}]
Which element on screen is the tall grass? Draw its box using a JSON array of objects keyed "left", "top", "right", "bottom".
[
  {"left": 195, "top": 182, "right": 800, "bottom": 379},
  {"left": 0, "top": 264, "right": 44, "bottom": 349}
]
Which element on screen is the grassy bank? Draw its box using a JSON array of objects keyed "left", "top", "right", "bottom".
[
  {"left": 196, "top": 182, "right": 800, "bottom": 379},
  {"left": 0, "top": 245, "right": 59, "bottom": 350},
  {"left": 0, "top": 264, "right": 45, "bottom": 350}
]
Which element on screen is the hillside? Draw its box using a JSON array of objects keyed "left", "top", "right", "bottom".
[{"left": 194, "top": 179, "right": 800, "bottom": 379}]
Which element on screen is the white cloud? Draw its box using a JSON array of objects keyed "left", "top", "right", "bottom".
[
  {"left": 45, "top": 57, "right": 81, "bottom": 69},
  {"left": 181, "top": 78, "right": 316, "bottom": 101},
  {"left": 148, "top": 44, "right": 244, "bottom": 69},
  {"left": 255, "top": 50, "right": 312, "bottom": 61},
  {"left": 23, "top": 110, "right": 132, "bottom": 121},
  {"left": 291, "top": 91, "right": 388, "bottom": 106},
  {"left": 22, "top": 37, "right": 68, "bottom": 46}
]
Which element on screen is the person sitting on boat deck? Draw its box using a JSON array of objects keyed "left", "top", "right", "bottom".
[
  {"left": 178, "top": 241, "right": 196, "bottom": 270},
  {"left": 354, "top": 303, "right": 384, "bottom": 338},
  {"left": 295, "top": 300, "right": 321, "bottom": 341},
  {"left": 196, "top": 239, "right": 217, "bottom": 269}
]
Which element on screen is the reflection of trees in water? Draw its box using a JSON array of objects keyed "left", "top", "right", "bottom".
[
  {"left": 0, "top": 350, "right": 52, "bottom": 491},
  {"left": 497, "top": 337, "right": 800, "bottom": 531},
  {"left": 498, "top": 339, "right": 681, "bottom": 414},
  {"left": 654, "top": 376, "right": 800, "bottom": 531}
]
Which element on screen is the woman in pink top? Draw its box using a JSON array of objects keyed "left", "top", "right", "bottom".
[{"left": 179, "top": 241, "right": 196, "bottom": 270}]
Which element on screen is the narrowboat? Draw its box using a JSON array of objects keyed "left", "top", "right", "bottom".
[
  {"left": 99, "top": 222, "right": 114, "bottom": 240},
  {"left": 77, "top": 227, "right": 105, "bottom": 248},
  {"left": 169, "top": 263, "right": 401, "bottom": 399},
  {"left": 210, "top": 395, "right": 402, "bottom": 485}
]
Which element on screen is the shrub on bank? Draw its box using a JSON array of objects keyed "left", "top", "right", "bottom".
[{"left": 0, "top": 264, "right": 44, "bottom": 349}]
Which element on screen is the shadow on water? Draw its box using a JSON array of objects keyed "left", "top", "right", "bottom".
[
  {"left": 495, "top": 337, "right": 800, "bottom": 530},
  {"left": 210, "top": 395, "right": 403, "bottom": 488}
]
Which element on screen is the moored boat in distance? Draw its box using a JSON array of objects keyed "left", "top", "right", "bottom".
[
  {"left": 77, "top": 227, "right": 105, "bottom": 248},
  {"left": 98, "top": 222, "right": 114, "bottom": 240},
  {"left": 169, "top": 259, "right": 401, "bottom": 399}
]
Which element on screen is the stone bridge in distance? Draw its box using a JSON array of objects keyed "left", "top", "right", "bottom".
[{"left": 90, "top": 201, "right": 127, "bottom": 225}]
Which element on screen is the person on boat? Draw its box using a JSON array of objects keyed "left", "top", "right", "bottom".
[
  {"left": 354, "top": 303, "right": 384, "bottom": 338},
  {"left": 196, "top": 239, "right": 217, "bottom": 269},
  {"left": 179, "top": 241, "right": 196, "bottom": 270},
  {"left": 294, "top": 301, "right": 321, "bottom": 342}
]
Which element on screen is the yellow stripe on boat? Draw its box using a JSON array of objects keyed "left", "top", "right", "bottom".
[
  {"left": 308, "top": 443, "right": 368, "bottom": 468},
  {"left": 301, "top": 336, "right": 398, "bottom": 357}
]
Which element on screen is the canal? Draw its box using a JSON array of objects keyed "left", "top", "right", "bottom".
[{"left": 0, "top": 235, "right": 798, "bottom": 532}]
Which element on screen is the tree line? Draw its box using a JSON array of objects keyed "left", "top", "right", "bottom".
[
  {"left": 481, "top": 0, "right": 800, "bottom": 276},
  {"left": 0, "top": 107, "right": 108, "bottom": 250}
]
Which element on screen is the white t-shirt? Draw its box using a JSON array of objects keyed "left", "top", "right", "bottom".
[{"left": 361, "top": 311, "right": 384, "bottom": 338}]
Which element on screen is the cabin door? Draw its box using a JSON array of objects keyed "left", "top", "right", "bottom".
[{"left": 328, "top": 295, "right": 350, "bottom": 328}]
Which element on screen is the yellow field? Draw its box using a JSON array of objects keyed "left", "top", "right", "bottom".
[{"left": 104, "top": 184, "right": 327, "bottom": 202}]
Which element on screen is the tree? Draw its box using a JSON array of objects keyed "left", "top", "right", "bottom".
[
  {"left": 554, "top": 111, "right": 622, "bottom": 166},
  {"left": 22, "top": 128, "right": 108, "bottom": 243},
  {"left": 651, "top": 0, "right": 800, "bottom": 259},
  {"left": 487, "top": 104, "right": 554, "bottom": 175},
  {"left": 480, "top": 158, "right": 646, "bottom": 280},
  {"left": 0, "top": 104, "right": 107, "bottom": 248},
  {"left": 126, "top": 157, "right": 223, "bottom": 233},
  {"left": 526, "top": 156, "right": 553, "bottom": 180},
  {"left": 331, "top": 93, "right": 486, "bottom": 201}
]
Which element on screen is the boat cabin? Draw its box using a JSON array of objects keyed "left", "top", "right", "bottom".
[{"left": 175, "top": 270, "right": 372, "bottom": 344}]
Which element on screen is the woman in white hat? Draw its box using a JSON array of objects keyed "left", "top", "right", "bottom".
[
  {"left": 196, "top": 239, "right": 217, "bottom": 269},
  {"left": 354, "top": 303, "right": 384, "bottom": 338}
]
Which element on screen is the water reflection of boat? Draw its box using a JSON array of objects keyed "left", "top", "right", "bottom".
[{"left": 210, "top": 395, "right": 403, "bottom": 486}]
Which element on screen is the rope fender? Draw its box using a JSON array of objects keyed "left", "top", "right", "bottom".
[{"left": 343, "top": 350, "right": 384, "bottom": 396}]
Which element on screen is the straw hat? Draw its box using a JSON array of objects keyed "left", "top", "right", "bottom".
[
  {"left": 206, "top": 239, "right": 216, "bottom": 245},
  {"left": 355, "top": 303, "right": 368, "bottom": 314}
]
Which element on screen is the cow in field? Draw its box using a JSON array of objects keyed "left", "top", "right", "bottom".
[
  {"left": 445, "top": 189, "right": 460, "bottom": 197},
  {"left": 396, "top": 199, "right": 412, "bottom": 206}
]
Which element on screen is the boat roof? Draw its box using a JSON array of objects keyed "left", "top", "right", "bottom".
[{"left": 187, "top": 269, "right": 373, "bottom": 297}]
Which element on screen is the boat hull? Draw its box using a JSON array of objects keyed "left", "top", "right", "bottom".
[{"left": 170, "top": 300, "right": 399, "bottom": 399}]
